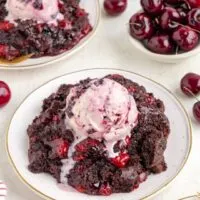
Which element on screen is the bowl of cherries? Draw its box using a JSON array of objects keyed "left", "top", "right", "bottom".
[{"left": 128, "top": 0, "right": 200, "bottom": 63}]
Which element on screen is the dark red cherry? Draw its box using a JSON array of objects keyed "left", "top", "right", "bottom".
[
  {"left": 141, "top": 0, "right": 164, "bottom": 15},
  {"left": 193, "top": 101, "right": 200, "bottom": 122},
  {"left": 172, "top": 26, "right": 199, "bottom": 51},
  {"left": 160, "top": 7, "right": 181, "bottom": 31},
  {"left": 104, "top": 0, "right": 127, "bottom": 16},
  {"left": 147, "top": 34, "right": 174, "bottom": 54},
  {"left": 187, "top": 8, "right": 200, "bottom": 31},
  {"left": 0, "top": 81, "right": 11, "bottom": 107},
  {"left": 180, "top": 73, "right": 200, "bottom": 96},
  {"left": 187, "top": 0, "right": 200, "bottom": 8},
  {"left": 165, "top": 0, "right": 181, "bottom": 4},
  {"left": 129, "top": 12, "right": 154, "bottom": 40}
]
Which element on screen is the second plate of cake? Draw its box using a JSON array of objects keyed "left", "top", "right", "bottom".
[{"left": 6, "top": 68, "right": 192, "bottom": 200}]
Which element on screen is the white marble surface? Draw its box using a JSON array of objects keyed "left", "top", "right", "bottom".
[{"left": 0, "top": 1, "right": 200, "bottom": 199}]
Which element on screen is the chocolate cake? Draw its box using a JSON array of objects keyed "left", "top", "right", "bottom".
[
  {"left": 27, "top": 74, "right": 170, "bottom": 196},
  {"left": 0, "top": 0, "right": 92, "bottom": 60}
]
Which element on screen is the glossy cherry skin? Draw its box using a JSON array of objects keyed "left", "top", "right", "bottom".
[
  {"left": 193, "top": 101, "right": 200, "bottom": 123},
  {"left": 187, "top": 8, "right": 200, "bottom": 31},
  {"left": 0, "top": 81, "right": 11, "bottom": 107},
  {"left": 141, "top": 0, "right": 164, "bottom": 15},
  {"left": 147, "top": 34, "right": 174, "bottom": 54},
  {"left": 172, "top": 26, "right": 199, "bottom": 51},
  {"left": 180, "top": 73, "right": 200, "bottom": 96},
  {"left": 160, "top": 7, "right": 181, "bottom": 31},
  {"left": 104, "top": 0, "right": 127, "bottom": 16},
  {"left": 187, "top": 0, "right": 200, "bottom": 8},
  {"left": 129, "top": 12, "right": 154, "bottom": 40}
]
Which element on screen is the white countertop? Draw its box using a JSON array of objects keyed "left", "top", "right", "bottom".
[{"left": 0, "top": 1, "right": 200, "bottom": 199}]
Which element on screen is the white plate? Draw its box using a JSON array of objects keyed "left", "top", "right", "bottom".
[
  {"left": 6, "top": 68, "right": 192, "bottom": 200},
  {"left": 0, "top": 0, "right": 100, "bottom": 70}
]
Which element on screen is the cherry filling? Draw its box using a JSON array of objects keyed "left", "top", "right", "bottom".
[{"left": 111, "top": 152, "right": 130, "bottom": 168}]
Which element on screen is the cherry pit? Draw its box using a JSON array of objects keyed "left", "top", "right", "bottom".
[{"left": 129, "top": 0, "right": 200, "bottom": 55}]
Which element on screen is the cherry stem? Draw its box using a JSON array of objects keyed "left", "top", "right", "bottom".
[
  {"left": 183, "top": 86, "right": 200, "bottom": 102},
  {"left": 128, "top": 22, "right": 142, "bottom": 28},
  {"left": 173, "top": 21, "right": 200, "bottom": 34},
  {"left": 175, "top": 45, "right": 179, "bottom": 55}
]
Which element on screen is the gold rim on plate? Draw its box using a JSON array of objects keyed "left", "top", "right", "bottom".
[
  {"left": 0, "top": 0, "right": 101, "bottom": 70},
  {"left": 6, "top": 68, "right": 193, "bottom": 200}
]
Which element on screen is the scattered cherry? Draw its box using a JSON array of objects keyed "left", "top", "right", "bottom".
[
  {"left": 0, "top": 81, "right": 11, "bottom": 108},
  {"left": 129, "top": 12, "right": 154, "bottom": 40},
  {"left": 193, "top": 101, "right": 200, "bottom": 122},
  {"left": 146, "top": 34, "right": 174, "bottom": 54},
  {"left": 180, "top": 73, "right": 200, "bottom": 96},
  {"left": 187, "top": 8, "right": 200, "bottom": 31},
  {"left": 104, "top": 0, "right": 127, "bottom": 16},
  {"left": 160, "top": 7, "right": 181, "bottom": 31},
  {"left": 141, "top": 0, "right": 164, "bottom": 15},
  {"left": 172, "top": 26, "right": 199, "bottom": 51}
]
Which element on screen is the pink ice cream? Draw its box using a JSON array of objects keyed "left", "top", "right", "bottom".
[
  {"left": 65, "top": 78, "right": 139, "bottom": 157},
  {"left": 5, "top": 0, "right": 64, "bottom": 24}
]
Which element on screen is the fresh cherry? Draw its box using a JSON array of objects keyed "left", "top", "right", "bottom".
[
  {"left": 193, "top": 101, "right": 200, "bottom": 122},
  {"left": 0, "top": 81, "right": 11, "bottom": 107},
  {"left": 187, "top": 0, "right": 200, "bottom": 8},
  {"left": 129, "top": 12, "right": 154, "bottom": 40},
  {"left": 141, "top": 0, "right": 164, "bottom": 15},
  {"left": 146, "top": 34, "right": 174, "bottom": 54},
  {"left": 160, "top": 7, "right": 181, "bottom": 31},
  {"left": 172, "top": 26, "right": 199, "bottom": 51},
  {"left": 187, "top": 8, "right": 200, "bottom": 31},
  {"left": 180, "top": 73, "right": 200, "bottom": 96},
  {"left": 104, "top": 0, "right": 127, "bottom": 16}
]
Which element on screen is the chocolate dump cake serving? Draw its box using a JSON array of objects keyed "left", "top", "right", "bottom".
[
  {"left": 27, "top": 74, "right": 170, "bottom": 196},
  {"left": 0, "top": 0, "right": 92, "bottom": 61}
]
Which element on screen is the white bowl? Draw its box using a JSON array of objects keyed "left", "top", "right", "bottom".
[
  {"left": 128, "top": 21, "right": 200, "bottom": 64},
  {"left": 0, "top": 0, "right": 100, "bottom": 70},
  {"left": 6, "top": 68, "right": 192, "bottom": 200}
]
